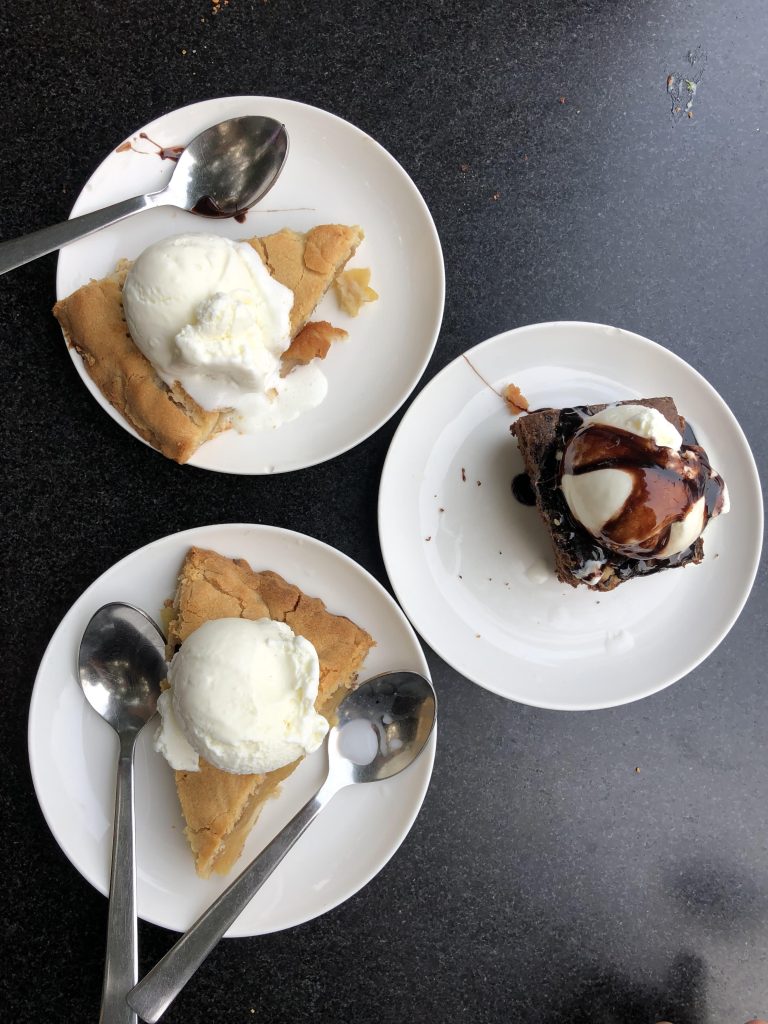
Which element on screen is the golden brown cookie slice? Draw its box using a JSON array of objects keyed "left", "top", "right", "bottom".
[
  {"left": 53, "top": 225, "right": 364, "bottom": 464},
  {"left": 249, "top": 225, "right": 364, "bottom": 335},
  {"left": 165, "top": 547, "right": 375, "bottom": 878},
  {"left": 54, "top": 261, "right": 224, "bottom": 464}
]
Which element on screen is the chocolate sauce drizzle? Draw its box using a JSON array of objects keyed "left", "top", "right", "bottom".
[
  {"left": 562, "top": 422, "right": 726, "bottom": 559},
  {"left": 116, "top": 134, "right": 185, "bottom": 161},
  {"left": 536, "top": 407, "right": 726, "bottom": 585},
  {"left": 512, "top": 473, "right": 536, "bottom": 506},
  {"left": 191, "top": 195, "right": 247, "bottom": 223},
  {"left": 138, "top": 132, "right": 185, "bottom": 161},
  {"left": 682, "top": 421, "right": 699, "bottom": 446}
]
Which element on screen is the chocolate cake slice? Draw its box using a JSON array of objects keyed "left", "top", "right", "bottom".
[{"left": 511, "top": 398, "right": 705, "bottom": 591}]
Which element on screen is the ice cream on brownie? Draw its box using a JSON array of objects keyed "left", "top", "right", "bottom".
[{"left": 512, "top": 398, "right": 729, "bottom": 591}]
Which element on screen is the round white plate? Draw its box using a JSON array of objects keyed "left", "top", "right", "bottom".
[
  {"left": 378, "top": 322, "right": 763, "bottom": 710},
  {"left": 28, "top": 524, "right": 436, "bottom": 936},
  {"left": 56, "top": 97, "right": 444, "bottom": 474}
]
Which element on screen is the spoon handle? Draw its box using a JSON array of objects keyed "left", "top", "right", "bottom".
[
  {"left": 100, "top": 737, "right": 138, "bottom": 1024},
  {"left": 0, "top": 193, "right": 159, "bottom": 276},
  {"left": 127, "top": 778, "right": 339, "bottom": 1024}
]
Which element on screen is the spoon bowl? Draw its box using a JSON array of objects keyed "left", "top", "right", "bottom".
[
  {"left": 78, "top": 602, "right": 166, "bottom": 1024},
  {"left": 331, "top": 671, "right": 436, "bottom": 783},
  {"left": 168, "top": 115, "right": 289, "bottom": 217},
  {"left": 79, "top": 602, "right": 167, "bottom": 735}
]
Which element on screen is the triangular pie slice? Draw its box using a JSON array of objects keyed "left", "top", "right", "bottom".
[
  {"left": 164, "top": 546, "right": 375, "bottom": 878},
  {"left": 53, "top": 224, "right": 363, "bottom": 463}
]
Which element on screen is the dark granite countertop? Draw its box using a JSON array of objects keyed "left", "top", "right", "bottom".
[{"left": 1, "top": 1, "right": 766, "bottom": 1021}]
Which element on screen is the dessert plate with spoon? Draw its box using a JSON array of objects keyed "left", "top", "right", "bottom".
[
  {"left": 53, "top": 96, "right": 445, "bottom": 474},
  {"left": 28, "top": 523, "right": 437, "bottom": 936}
]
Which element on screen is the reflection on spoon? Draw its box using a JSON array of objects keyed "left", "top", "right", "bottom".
[
  {"left": 127, "top": 671, "right": 437, "bottom": 1024},
  {"left": 78, "top": 603, "right": 166, "bottom": 1024}
]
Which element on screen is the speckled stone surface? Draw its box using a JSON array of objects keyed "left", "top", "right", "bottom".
[{"left": 1, "top": 1, "right": 766, "bottom": 1022}]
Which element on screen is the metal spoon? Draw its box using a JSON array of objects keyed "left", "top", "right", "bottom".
[
  {"left": 127, "top": 670, "right": 437, "bottom": 1024},
  {"left": 0, "top": 115, "right": 288, "bottom": 276},
  {"left": 78, "top": 602, "right": 167, "bottom": 1024}
]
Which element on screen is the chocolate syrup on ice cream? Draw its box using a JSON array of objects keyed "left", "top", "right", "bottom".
[
  {"left": 534, "top": 406, "right": 727, "bottom": 586},
  {"left": 561, "top": 421, "right": 728, "bottom": 559},
  {"left": 191, "top": 195, "right": 247, "bottom": 222}
]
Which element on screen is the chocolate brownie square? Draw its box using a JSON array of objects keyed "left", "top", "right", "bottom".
[{"left": 511, "top": 398, "right": 704, "bottom": 591}]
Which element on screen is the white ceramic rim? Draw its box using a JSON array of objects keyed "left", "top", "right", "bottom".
[
  {"left": 28, "top": 523, "right": 436, "bottom": 935},
  {"left": 378, "top": 321, "right": 763, "bottom": 710},
  {"left": 56, "top": 95, "right": 445, "bottom": 474}
]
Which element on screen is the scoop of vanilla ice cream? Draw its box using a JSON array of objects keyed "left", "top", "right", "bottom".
[
  {"left": 560, "top": 403, "right": 728, "bottom": 560},
  {"left": 585, "top": 404, "right": 683, "bottom": 450},
  {"left": 154, "top": 617, "right": 328, "bottom": 775},
  {"left": 123, "top": 234, "right": 292, "bottom": 375},
  {"left": 561, "top": 405, "right": 681, "bottom": 539},
  {"left": 175, "top": 290, "right": 284, "bottom": 394},
  {"left": 122, "top": 233, "right": 305, "bottom": 416}
]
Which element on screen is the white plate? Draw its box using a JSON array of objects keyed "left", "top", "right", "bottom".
[
  {"left": 28, "top": 524, "right": 436, "bottom": 936},
  {"left": 378, "top": 322, "right": 763, "bottom": 710},
  {"left": 56, "top": 97, "right": 444, "bottom": 474}
]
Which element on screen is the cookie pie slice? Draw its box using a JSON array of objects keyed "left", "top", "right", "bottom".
[
  {"left": 165, "top": 546, "right": 375, "bottom": 878},
  {"left": 53, "top": 225, "right": 363, "bottom": 463}
]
